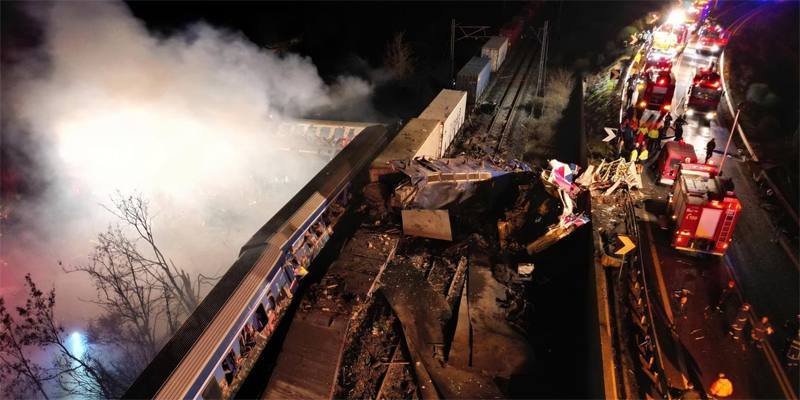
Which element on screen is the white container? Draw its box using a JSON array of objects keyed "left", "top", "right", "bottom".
[
  {"left": 418, "top": 89, "right": 467, "bottom": 156},
  {"left": 481, "top": 36, "right": 509, "bottom": 72},
  {"left": 370, "top": 118, "right": 443, "bottom": 181}
]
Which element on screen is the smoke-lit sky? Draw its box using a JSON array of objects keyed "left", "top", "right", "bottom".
[{"left": 0, "top": 1, "right": 379, "bottom": 324}]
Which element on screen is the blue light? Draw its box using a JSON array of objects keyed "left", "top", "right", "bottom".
[{"left": 68, "top": 331, "right": 86, "bottom": 359}]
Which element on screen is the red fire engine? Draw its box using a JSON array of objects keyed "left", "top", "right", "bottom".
[
  {"left": 669, "top": 163, "right": 741, "bottom": 256},
  {"left": 637, "top": 70, "right": 676, "bottom": 112},
  {"left": 656, "top": 141, "right": 698, "bottom": 185},
  {"left": 696, "top": 24, "right": 729, "bottom": 55},
  {"left": 685, "top": 67, "right": 723, "bottom": 120}
]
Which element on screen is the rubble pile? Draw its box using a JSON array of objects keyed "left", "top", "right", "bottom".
[{"left": 577, "top": 157, "right": 642, "bottom": 195}]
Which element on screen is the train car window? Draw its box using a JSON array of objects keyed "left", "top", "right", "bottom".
[{"left": 254, "top": 304, "right": 268, "bottom": 332}]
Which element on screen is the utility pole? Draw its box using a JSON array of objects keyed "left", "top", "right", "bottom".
[
  {"left": 534, "top": 21, "right": 550, "bottom": 115},
  {"left": 719, "top": 102, "right": 744, "bottom": 172},
  {"left": 450, "top": 18, "right": 456, "bottom": 87},
  {"left": 449, "top": 19, "right": 491, "bottom": 87}
]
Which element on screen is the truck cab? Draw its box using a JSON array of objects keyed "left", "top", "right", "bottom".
[
  {"left": 656, "top": 141, "right": 698, "bottom": 185},
  {"left": 696, "top": 24, "right": 729, "bottom": 55},
  {"left": 637, "top": 70, "right": 676, "bottom": 112},
  {"left": 686, "top": 66, "right": 723, "bottom": 120}
]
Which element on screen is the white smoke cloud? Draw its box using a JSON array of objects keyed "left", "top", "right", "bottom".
[{"left": 1, "top": 1, "right": 378, "bottom": 323}]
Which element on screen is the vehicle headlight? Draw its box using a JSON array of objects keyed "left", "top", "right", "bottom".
[
  {"left": 711, "top": 45, "right": 720, "bottom": 52},
  {"left": 686, "top": 109, "right": 695, "bottom": 116},
  {"left": 705, "top": 112, "right": 716, "bottom": 120}
]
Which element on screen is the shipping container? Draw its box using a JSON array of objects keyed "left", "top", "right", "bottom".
[
  {"left": 418, "top": 89, "right": 467, "bottom": 156},
  {"left": 370, "top": 118, "right": 443, "bottom": 182},
  {"left": 481, "top": 36, "right": 509, "bottom": 72},
  {"left": 456, "top": 57, "right": 491, "bottom": 105}
]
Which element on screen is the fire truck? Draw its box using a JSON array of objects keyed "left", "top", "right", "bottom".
[
  {"left": 644, "top": 51, "right": 673, "bottom": 73},
  {"left": 656, "top": 141, "right": 698, "bottom": 185},
  {"left": 685, "top": 67, "right": 723, "bottom": 120},
  {"left": 696, "top": 24, "right": 729, "bottom": 55},
  {"left": 669, "top": 163, "right": 741, "bottom": 256},
  {"left": 637, "top": 70, "right": 676, "bottom": 112}
]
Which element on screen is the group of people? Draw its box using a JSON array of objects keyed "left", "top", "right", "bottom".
[
  {"left": 618, "top": 106, "right": 688, "bottom": 171},
  {"left": 618, "top": 106, "right": 721, "bottom": 172}
]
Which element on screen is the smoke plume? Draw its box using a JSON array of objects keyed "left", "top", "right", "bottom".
[{"left": 1, "top": 1, "right": 377, "bottom": 323}]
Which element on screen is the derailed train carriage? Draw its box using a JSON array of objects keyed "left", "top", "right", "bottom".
[{"left": 123, "top": 125, "right": 391, "bottom": 400}]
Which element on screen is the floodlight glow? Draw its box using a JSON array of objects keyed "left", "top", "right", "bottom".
[
  {"left": 667, "top": 9, "right": 686, "bottom": 25},
  {"left": 69, "top": 331, "right": 86, "bottom": 359}
]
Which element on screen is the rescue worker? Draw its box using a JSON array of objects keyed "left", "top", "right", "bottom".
[
  {"left": 751, "top": 316, "right": 774, "bottom": 348},
  {"left": 673, "top": 114, "right": 687, "bottom": 141},
  {"left": 673, "top": 288, "right": 692, "bottom": 318},
  {"left": 663, "top": 113, "right": 673, "bottom": 133},
  {"left": 706, "top": 138, "right": 717, "bottom": 164},
  {"left": 709, "top": 373, "right": 734, "bottom": 398},
  {"left": 630, "top": 144, "right": 640, "bottom": 164},
  {"left": 715, "top": 279, "right": 736, "bottom": 313},
  {"left": 637, "top": 146, "right": 649, "bottom": 174},
  {"left": 729, "top": 303, "right": 751, "bottom": 341},
  {"left": 648, "top": 121, "right": 661, "bottom": 154}
]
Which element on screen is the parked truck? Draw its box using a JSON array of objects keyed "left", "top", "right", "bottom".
[{"left": 668, "top": 163, "right": 741, "bottom": 256}]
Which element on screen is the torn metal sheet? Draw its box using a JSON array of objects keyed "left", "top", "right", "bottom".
[
  {"left": 401, "top": 209, "right": 453, "bottom": 241},
  {"left": 390, "top": 157, "right": 531, "bottom": 209}
]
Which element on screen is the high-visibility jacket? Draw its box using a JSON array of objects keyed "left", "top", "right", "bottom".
[
  {"left": 639, "top": 148, "right": 649, "bottom": 161},
  {"left": 648, "top": 128, "right": 660, "bottom": 139},
  {"left": 630, "top": 149, "right": 639, "bottom": 163},
  {"left": 710, "top": 377, "right": 733, "bottom": 398}
]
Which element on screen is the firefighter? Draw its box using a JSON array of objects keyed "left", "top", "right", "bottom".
[
  {"left": 630, "top": 144, "right": 640, "bottom": 164},
  {"left": 709, "top": 373, "right": 733, "bottom": 398},
  {"left": 715, "top": 279, "right": 736, "bottom": 313},
  {"left": 663, "top": 113, "right": 673, "bottom": 132},
  {"left": 706, "top": 138, "right": 717, "bottom": 164},
  {"left": 637, "top": 146, "right": 649, "bottom": 174},
  {"left": 751, "top": 316, "right": 774, "bottom": 348},
  {"left": 673, "top": 288, "right": 692, "bottom": 318},
  {"left": 673, "top": 114, "right": 687, "bottom": 141},
  {"left": 648, "top": 121, "right": 661, "bottom": 154},
  {"left": 729, "top": 303, "right": 751, "bottom": 340}
]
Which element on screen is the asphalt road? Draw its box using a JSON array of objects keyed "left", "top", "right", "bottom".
[{"left": 627, "top": 7, "right": 799, "bottom": 396}]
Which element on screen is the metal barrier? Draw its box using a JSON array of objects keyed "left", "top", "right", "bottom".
[{"left": 619, "top": 191, "right": 673, "bottom": 398}]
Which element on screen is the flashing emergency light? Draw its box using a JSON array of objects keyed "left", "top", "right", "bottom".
[
  {"left": 663, "top": 104, "right": 672, "bottom": 111},
  {"left": 658, "top": 78, "right": 667, "bottom": 85},
  {"left": 639, "top": 101, "right": 647, "bottom": 108}
]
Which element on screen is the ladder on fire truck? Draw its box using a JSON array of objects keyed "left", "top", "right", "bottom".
[{"left": 715, "top": 209, "right": 736, "bottom": 246}]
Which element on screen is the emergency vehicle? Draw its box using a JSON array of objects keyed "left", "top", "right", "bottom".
[
  {"left": 644, "top": 52, "right": 673, "bottom": 73},
  {"left": 669, "top": 163, "right": 741, "bottom": 256},
  {"left": 637, "top": 70, "right": 676, "bottom": 112},
  {"left": 696, "top": 24, "right": 729, "bottom": 55},
  {"left": 685, "top": 67, "right": 723, "bottom": 120},
  {"left": 656, "top": 141, "right": 698, "bottom": 185},
  {"left": 686, "top": 0, "right": 711, "bottom": 32},
  {"left": 652, "top": 24, "right": 689, "bottom": 57}
]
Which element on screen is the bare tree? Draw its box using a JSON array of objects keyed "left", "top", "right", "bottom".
[
  {"left": 0, "top": 274, "right": 120, "bottom": 399},
  {"left": 384, "top": 32, "right": 414, "bottom": 78},
  {"left": 0, "top": 294, "right": 54, "bottom": 399}
]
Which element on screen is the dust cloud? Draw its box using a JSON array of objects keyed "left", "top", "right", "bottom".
[{"left": 0, "top": 1, "right": 378, "bottom": 324}]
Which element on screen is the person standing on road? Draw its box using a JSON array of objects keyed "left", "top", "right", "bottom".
[
  {"left": 673, "top": 114, "right": 687, "bottom": 141},
  {"left": 709, "top": 373, "right": 734, "bottom": 398},
  {"left": 715, "top": 279, "right": 736, "bottom": 313},
  {"left": 751, "top": 316, "right": 774, "bottom": 348},
  {"left": 729, "top": 303, "right": 751, "bottom": 341},
  {"left": 663, "top": 113, "right": 673, "bottom": 133},
  {"left": 673, "top": 288, "right": 692, "bottom": 318},
  {"left": 705, "top": 138, "right": 717, "bottom": 164},
  {"left": 648, "top": 122, "right": 661, "bottom": 154}
]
